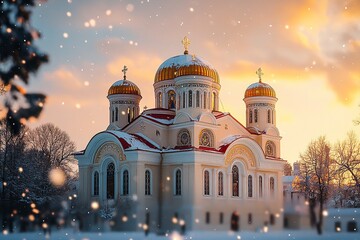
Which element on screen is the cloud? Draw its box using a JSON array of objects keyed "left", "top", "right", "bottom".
[{"left": 43, "top": 67, "right": 84, "bottom": 92}]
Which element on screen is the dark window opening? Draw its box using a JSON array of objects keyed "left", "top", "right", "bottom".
[
  {"left": 232, "top": 165, "right": 239, "bottom": 197},
  {"left": 175, "top": 170, "right": 181, "bottom": 195},
  {"left": 347, "top": 221, "right": 357, "bottom": 232},
  {"left": 206, "top": 212, "right": 210, "bottom": 224},
  {"left": 270, "top": 214, "right": 275, "bottom": 225},
  {"left": 93, "top": 171, "right": 99, "bottom": 196},
  {"left": 106, "top": 163, "right": 115, "bottom": 199},
  {"left": 248, "top": 213, "right": 252, "bottom": 225},
  {"left": 123, "top": 170, "right": 129, "bottom": 195},
  {"left": 335, "top": 221, "right": 341, "bottom": 232}
]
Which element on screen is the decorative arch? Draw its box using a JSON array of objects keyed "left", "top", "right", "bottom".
[
  {"left": 94, "top": 142, "right": 125, "bottom": 164},
  {"left": 177, "top": 128, "right": 191, "bottom": 146},
  {"left": 225, "top": 144, "right": 256, "bottom": 168},
  {"left": 173, "top": 111, "right": 192, "bottom": 124},
  {"left": 199, "top": 129, "right": 215, "bottom": 147}
]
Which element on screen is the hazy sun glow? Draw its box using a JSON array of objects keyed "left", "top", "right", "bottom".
[{"left": 26, "top": 0, "right": 360, "bottom": 163}]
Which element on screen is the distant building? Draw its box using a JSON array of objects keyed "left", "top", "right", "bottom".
[
  {"left": 293, "top": 161, "right": 300, "bottom": 176},
  {"left": 75, "top": 37, "right": 285, "bottom": 232},
  {"left": 324, "top": 208, "right": 359, "bottom": 233},
  {"left": 282, "top": 176, "right": 310, "bottom": 229}
]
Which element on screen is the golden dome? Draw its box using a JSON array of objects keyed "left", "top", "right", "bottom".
[
  {"left": 108, "top": 80, "right": 141, "bottom": 96},
  {"left": 244, "top": 81, "right": 276, "bottom": 98},
  {"left": 154, "top": 54, "right": 219, "bottom": 84}
]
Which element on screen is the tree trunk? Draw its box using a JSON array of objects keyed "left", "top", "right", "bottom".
[{"left": 317, "top": 194, "right": 324, "bottom": 235}]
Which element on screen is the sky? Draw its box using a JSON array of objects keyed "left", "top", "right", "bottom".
[{"left": 18, "top": 0, "right": 360, "bottom": 164}]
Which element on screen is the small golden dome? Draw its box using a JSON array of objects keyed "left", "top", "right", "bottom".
[
  {"left": 154, "top": 54, "right": 219, "bottom": 84},
  {"left": 108, "top": 80, "right": 141, "bottom": 96},
  {"left": 244, "top": 81, "right": 276, "bottom": 98}
]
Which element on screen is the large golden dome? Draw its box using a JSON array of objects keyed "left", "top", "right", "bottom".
[
  {"left": 244, "top": 81, "right": 276, "bottom": 98},
  {"left": 154, "top": 53, "right": 219, "bottom": 83},
  {"left": 108, "top": 80, "right": 141, "bottom": 96}
]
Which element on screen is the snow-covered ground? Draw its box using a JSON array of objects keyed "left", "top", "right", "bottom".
[{"left": 2, "top": 229, "right": 360, "bottom": 240}]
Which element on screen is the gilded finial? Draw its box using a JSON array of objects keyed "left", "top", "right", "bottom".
[
  {"left": 181, "top": 36, "right": 191, "bottom": 55},
  {"left": 256, "top": 67, "right": 264, "bottom": 83},
  {"left": 122, "top": 65, "right": 128, "bottom": 80}
]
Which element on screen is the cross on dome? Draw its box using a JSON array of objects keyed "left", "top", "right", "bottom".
[
  {"left": 122, "top": 65, "right": 128, "bottom": 80},
  {"left": 181, "top": 36, "right": 191, "bottom": 55},
  {"left": 256, "top": 67, "right": 264, "bottom": 83}
]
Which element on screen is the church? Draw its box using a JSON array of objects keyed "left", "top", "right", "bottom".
[{"left": 75, "top": 37, "right": 285, "bottom": 232}]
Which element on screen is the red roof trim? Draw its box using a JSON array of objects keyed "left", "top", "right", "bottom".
[
  {"left": 133, "top": 134, "right": 159, "bottom": 149},
  {"left": 147, "top": 113, "right": 175, "bottom": 120},
  {"left": 142, "top": 116, "right": 172, "bottom": 125}
]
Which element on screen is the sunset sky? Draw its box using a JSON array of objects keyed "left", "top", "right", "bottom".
[{"left": 23, "top": 0, "right": 360, "bottom": 163}]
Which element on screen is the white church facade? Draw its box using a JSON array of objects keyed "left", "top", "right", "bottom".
[{"left": 75, "top": 37, "right": 285, "bottom": 232}]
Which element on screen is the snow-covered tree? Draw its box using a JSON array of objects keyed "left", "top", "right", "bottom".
[{"left": 298, "top": 136, "right": 334, "bottom": 235}]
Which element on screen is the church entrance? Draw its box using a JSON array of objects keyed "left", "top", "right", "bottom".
[{"left": 230, "top": 211, "right": 240, "bottom": 231}]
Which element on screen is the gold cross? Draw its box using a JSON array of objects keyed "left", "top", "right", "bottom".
[
  {"left": 256, "top": 67, "right": 264, "bottom": 82},
  {"left": 181, "top": 36, "right": 191, "bottom": 54},
  {"left": 122, "top": 65, "right": 128, "bottom": 80}
]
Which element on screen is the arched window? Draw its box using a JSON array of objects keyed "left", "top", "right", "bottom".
[
  {"left": 232, "top": 165, "right": 239, "bottom": 197},
  {"left": 212, "top": 92, "right": 216, "bottom": 110},
  {"left": 218, "top": 172, "right": 224, "bottom": 196},
  {"left": 199, "top": 129, "right": 214, "bottom": 147},
  {"left": 175, "top": 169, "right": 181, "bottom": 195},
  {"left": 127, "top": 107, "right": 130, "bottom": 123},
  {"left": 208, "top": 92, "right": 211, "bottom": 109},
  {"left": 248, "top": 175, "right": 253, "bottom": 198},
  {"left": 204, "top": 92, "right": 207, "bottom": 109},
  {"left": 93, "top": 171, "right": 99, "bottom": 196},
  {"left": 196, "top": 91, "right": 200, "bottom": 108},
  {"left": 107, "top": 163, "right": 115, "bottom": 199},
  {"left": 182, "top": 92, "right": 186, "bottom": 108},
  {"left": 115, "top": 107, "right": 119, "bottom": 121},
  {"left": 177, "top": 129, "right": 191, "bottom": 146},
  {"left": 270, "top": 177, "right": 275, "bottom": 195},
  {"left": 204, "top": 170, "right": 210, "bottom": 195},
  {"left": 249, "top": 110, "right": 253, "bottom": 123},
  {"left": 254, "top": 109, "right": 258, "bottom": 123},
  {"left": 188, "top": 90, "right": 193, "bottom": 107},
  {"left": 123, "top": 170, "right": 129, "bottom": 195},
  {"left": 178, "top": 95, "right": 181, "bottom": 109},
  {"left": 158, "top": 92, "right": 162, "bottom": 107},
  {"left": 267, "top": 109, "right": 271, "bottom": 123},
  {"left": 168, "top": 90, "right": 176, "bottom": 109},
  {"left": 259, "top": 176, "right": 263, "bottom": 198},
  {"left": 145, "top": 170, "right": 151, "bottom": 195},
  {"left": 112, "top": 109, "right": 114, "bottom": 122}
]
